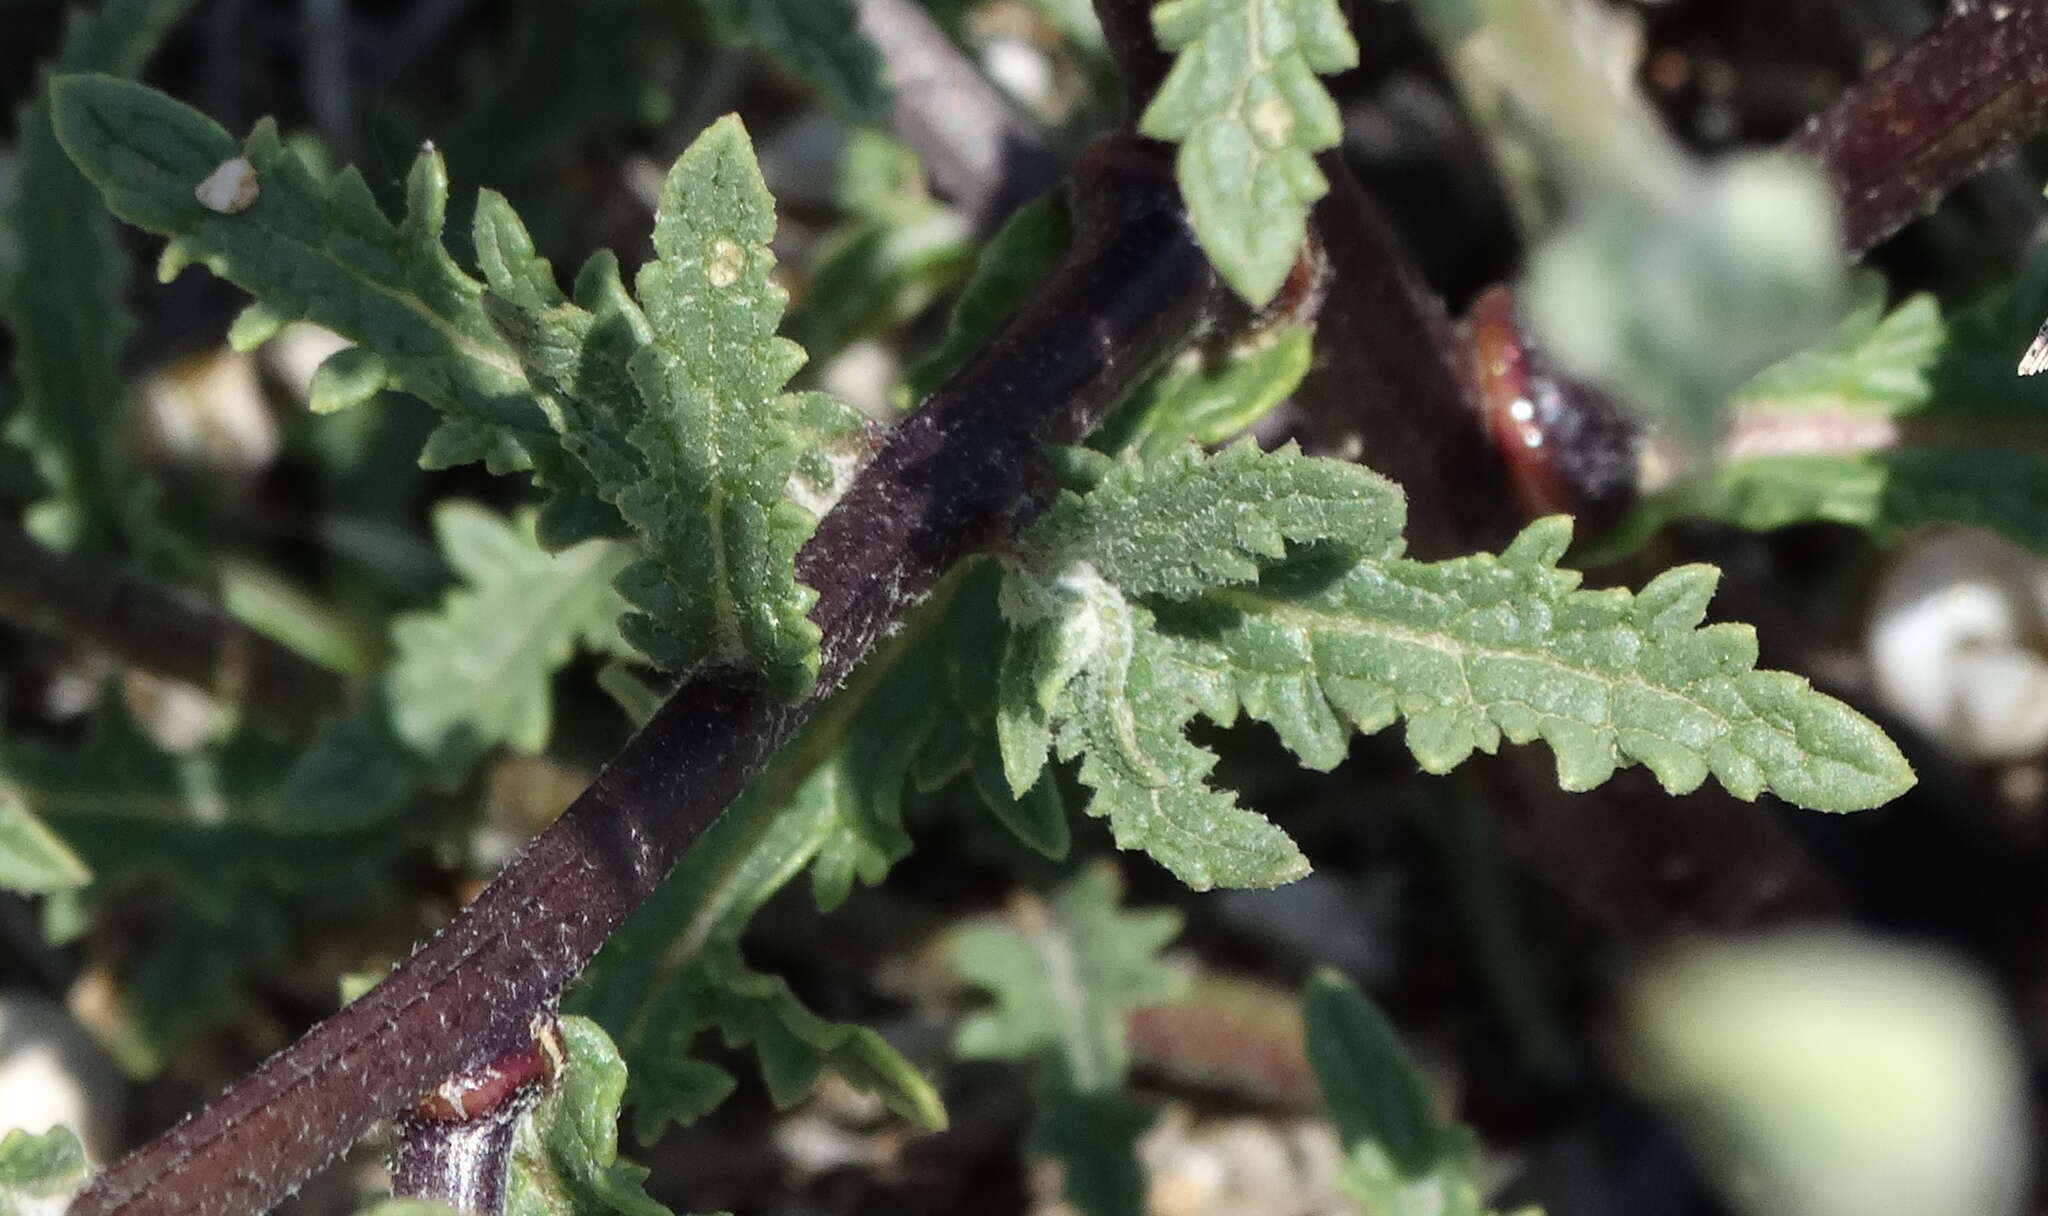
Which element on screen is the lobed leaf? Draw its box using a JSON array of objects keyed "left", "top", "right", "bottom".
[
  {"left": 533, "top": 115, "right": 864, "bottom": 694},
  {"left": 1026, "top": 1083, "right": 1156, "bottom": 1216},
  {"left": 949, "top": 865, "right": 1184, "bottom": 1091},
  {"left": 47, "top": 74, "right": 616, "bottom": 545},
  {"left": 1000, "top": 444, "right": 1912, "bottom": 889},
  {"left": 1138, "top": 0, "right": 1359, "bottom": 305},
  {"left": 1015, "top": 441, "right": 1402, "bottom": 601},
  {"left": 386, "top": 503, "right": 634, "bottom": 761},
  {"left": 1, "top": 0, "right": 193, "bottom": 552},
  {"left": 571, "top": 717, "right": 944, "bottom": 1140}
]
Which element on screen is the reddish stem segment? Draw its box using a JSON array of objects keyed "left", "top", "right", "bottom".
[
  {"left": 66, "top": 137, "right": 1227, "bottom": 1216},
  {"left": 1795, "top": 0, "right": 2048, "bottom": 255},
  {"left": 388, "top": 1021, "right": 559, "bottom": 1215}
]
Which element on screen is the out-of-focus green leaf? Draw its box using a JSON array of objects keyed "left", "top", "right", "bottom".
[
  {"left": 1027, "top": 1083, "right": 1156, "bottom": 1216},
  {"left": 1626, "top": 934, "right": 2027, "bottom": 1216},
  {"left": 950, "top": 864, "right": 1183, "bottom": 1090},
  {"left": 948, "top": 867, "right": 1178, "bottom": 1216},
  {"left": 1305, "top": 969, "right": 1485, "bottom": 1216},
  {"left": 0, "top": 1126, "right": 90, "bottom": 1216},
  {"left": 787, "top": 133, "right": 974, "bottom": 367},
  {"left": 1, "top": 0, "right": 193, "bottom": 553},
  {"left": 904, "top": 195, "right": 1069, "bottom": 402},
  {"left": 0, "top": 779, "right": 90, "bottom": 894},
  {"left": 1138, "top": 0, "right": 1359, "bottom": 305},
  {"left": 703, "top": 0, "right": 891, "bottom": 123},
  {"left": 386, "top": 503, "right": 633, "bottom": 761},
  {"left": 1615, "top": 270, "right": 2048, "bottom": 555}
]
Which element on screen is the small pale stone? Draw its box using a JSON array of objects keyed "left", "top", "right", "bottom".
[{"left": 195, "top": 157, "right": 259, "bottom": 213}]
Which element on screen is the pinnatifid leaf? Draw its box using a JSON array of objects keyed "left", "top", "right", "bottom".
[
  {"left": 387, "top": 503, "right": 634, "bottom": 761},
  {"left": 46, "top": 74, "right": 616, "bottom": 544},
  {"left": 2, "top": 0, "right": 193, "bottom": 552},
  {"left": 1000, "top": 444, "right": 1912, "bottom": 889},
  {"left": 1304, "top": 970, "right": 1486, "bottom": 1216},
  {"left": 1015, "top": 440, "right": 1402, "bottom": 601},
  {"left": 1138, "top": 0, "right": 1359, "bottom": 306},
  {"left": 614, "top": 116, "right": 864, "bottom": 694},
  {"left": 950, "top": 865, "right": 1184, "bottom": 1091},
  {"left": 702, "top": 0, "right": 891, "bottom": 124}
]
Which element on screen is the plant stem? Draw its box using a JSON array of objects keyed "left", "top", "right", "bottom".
[
  {"left": 858, "top": 0, "right": 1060, "bottom": 230},
  {"left": 65, "top": 135, "right": 1230, "bottom": 1216},
  {"left": 0, "top": 517, "right": 346, "bottom": 731},
  {"left": 1795, "top": 0, "right": 2048, "bottom": 255},
  {"left": 1091, "top": 0, "right": 1173, "bottom": 114}
]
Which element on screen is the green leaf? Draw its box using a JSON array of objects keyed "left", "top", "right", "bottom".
[
  {"left": 1094, "top": 324, "right": 1314, "bottom": 458},
  {"left": 1304, "top": 970, "right": 1486, "bottom": 1216},
  {"left": 47, "top": 75, "right": 615, "bottom": 541},
  {"left": 1138, "top": 0, "right": 1359, "bottom": 305},
  {"left": 354, "top": 1203, "right": 461, "bottom": 1216},
  {"left": 1, "top": 0, "right": 193, "bottom": 553},
  {"left": 572, "top": 721, "right": 947, "bottom": 1141},
  {"left": 1624, "top": 272, "right": 2048, "bottom": 554},
  {"left": 0, "top": 779, "right": 90, "bottom": 894},
  {"left": 1734, "top": 277, "right": 1942, "bottom": 413},
  {"left": 0, "top": 699, "right": 409, "bottom": 1072},
  {"left": 1015, "top": 440, "right": 1402, "bottom": 601},
  {"left": 703, "top": 0, "right": 891, "bottom": 122},
  {"left": 504, "top": 1017, "right": 684, "bottom": 1216},
  {"left": 950, "top": 864, "right": 1183, "bottom": 1090},
  {"left": 620, "top": 116, "right": 863, "bottom": 693},
  {"left": 1000, "top": 445, "right": 1912, "bottom": 888},
  {"left": 784, "top": 138, "right": 973, "bottom": 366},
  {"left": 386, "top": 503, "right": 634, "bottom": 760},
  {"left": 1028, "top": 1082, "right": 1157, "bottom": 1216},
  {"left": 0, "top": 1126, "right": 90, "bottom": 1210}
]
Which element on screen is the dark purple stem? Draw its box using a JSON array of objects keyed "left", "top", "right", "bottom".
[
  {"left": 1092, "top": 0, "right": 1174, "bottom": 116},
  {"left": 1795, "top": 0, "right": 2048, "bottom": 255},
  {"left": 858, "top": 0, "right": 1060, "bottom": 230},
  {"left": 65, "top": 136, "right": 1228, "bottom": 1216}
]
